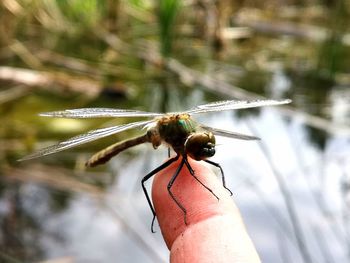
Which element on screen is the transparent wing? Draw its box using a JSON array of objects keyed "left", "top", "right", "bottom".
[
  {"left": 39, "top": 108, "right": 163, "bottom": 118},
  {"left": 187, "top": 99, "right": 291, "bottom": 114},
  {"left": 19, "top": 120, "right": 154, "bottom": 161},
  {"left": 200, "top": 124, "right": 260, "bottom": 140}
]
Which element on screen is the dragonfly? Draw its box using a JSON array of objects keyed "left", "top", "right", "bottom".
[{"left": 20, "top": 98, "right": 291, "bottom": 232}]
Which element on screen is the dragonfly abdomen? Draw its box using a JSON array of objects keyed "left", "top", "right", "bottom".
[{"left": 86, "top": 134, "right": 150, "bottom": 167}]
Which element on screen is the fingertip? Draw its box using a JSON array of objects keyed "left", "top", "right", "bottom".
[
  {"left": 151, "top": 158, "right": 261, "bottom": 262},
  {"left": 151, "top": 158, "right": 234, "bottom": 248}
]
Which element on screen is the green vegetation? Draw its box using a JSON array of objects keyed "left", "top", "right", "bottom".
[{"left": 1, "top": 1, "right": 350, "bottom": 262}]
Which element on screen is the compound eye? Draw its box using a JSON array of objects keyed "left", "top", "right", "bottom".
[{"left": 185, "top": 132, "right": 216, "bottom": 161}]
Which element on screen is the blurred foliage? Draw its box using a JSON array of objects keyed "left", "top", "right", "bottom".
[
  {"left": 1, "top": 1, "right": 350, "bottom": 261},
  {"left": 158, "top": 0, "right": 181, "bottom": 57},
  {"left": 0, "top": 0, "right": 348, "bottom": 169},
  {"left": 56, "top": 0, "right": 103, "bottom": 27},
  {"left": 0, "top": 0, "right": 348, "bottom": 163}
]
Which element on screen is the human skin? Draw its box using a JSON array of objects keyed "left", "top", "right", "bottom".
[{"left": 152, "top": 157, "right": 261, "bottom": 263}]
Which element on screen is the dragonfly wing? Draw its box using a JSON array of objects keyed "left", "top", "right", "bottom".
[
  {"left": 187, "top": 99, "right": 291, "bottom": 114},
  {"left": 200, "top": 124, "right": 260, "bottom": 140},
  {"left": 19, "top": 119, "right": 154, "bottom": 161},
  {"left": 39, "top": 108, "right": 163, "bottom": 118}
]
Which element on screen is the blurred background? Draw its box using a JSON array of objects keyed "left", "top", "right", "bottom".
[{"left": 1, "top": 0, "right": 350, "bottom": 262}]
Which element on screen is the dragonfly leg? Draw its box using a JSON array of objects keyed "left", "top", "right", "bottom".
[
  {"left": 167, "top": 157, "right": 188, "bottom": 225},
  {"left": 204, "top": 159, "right": 233, "bottom": 196},
  {"left": 142, "top": 155, "right": 180, "bottom": 233},
  {"left": 184, "top": 157, "right": 219, "bottom": 201}
]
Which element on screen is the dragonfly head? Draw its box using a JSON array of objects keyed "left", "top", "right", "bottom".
[{"left": 185, "top": 132, "right": 216, "bottom": 161}]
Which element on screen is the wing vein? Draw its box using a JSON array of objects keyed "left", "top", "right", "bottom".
[
  {"left": 19, "top": 120, "right": 154, "bottom": 161},
  {"left": 39, "top": 108, "right": 163, "bottom": 118},
  {"left": 200, "top": 124, "right": 260, "bottom": 140},
  {"left": 187, "top": 99, "right": 291, "bottom": 114}
]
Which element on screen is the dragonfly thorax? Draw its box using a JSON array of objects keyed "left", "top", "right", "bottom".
[
  {"left": 149, "top": 113, "right": 216, "bottom": 160},
  {"left": 148, "top": 114, "right": 199, "bottom": 154}
]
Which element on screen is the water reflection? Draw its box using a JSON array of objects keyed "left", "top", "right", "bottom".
[{"left": 1, "top": 85, "right": 350, "bottom": 263}]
